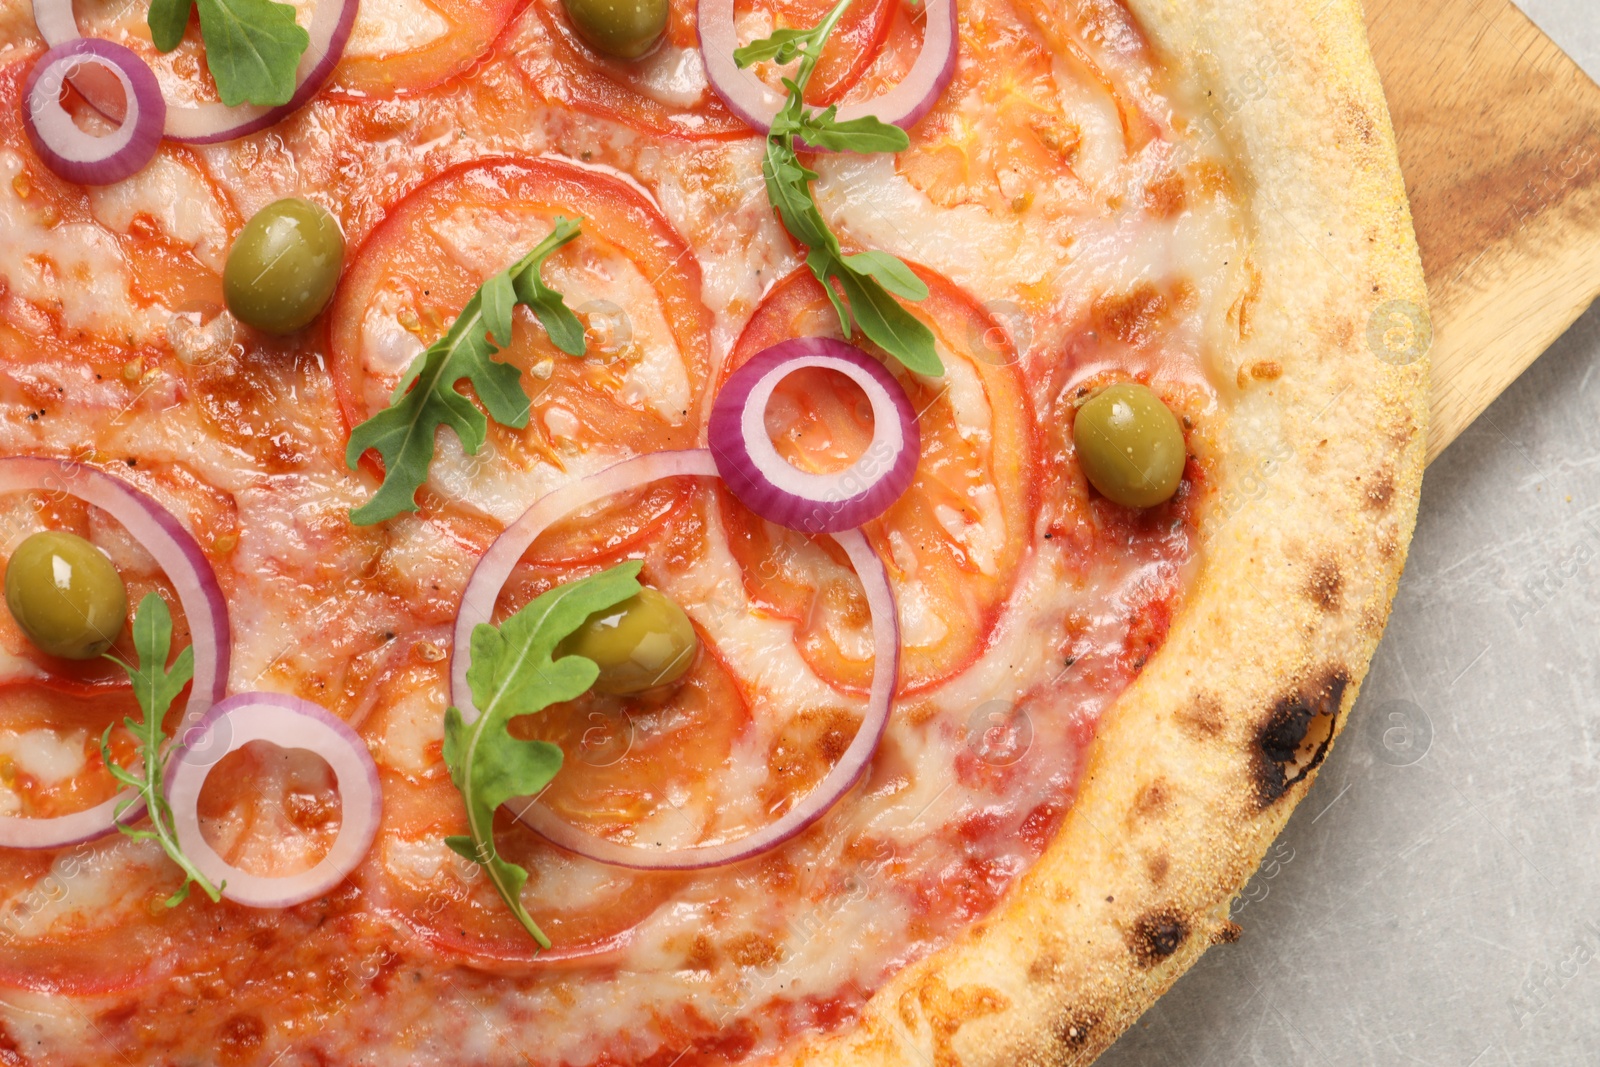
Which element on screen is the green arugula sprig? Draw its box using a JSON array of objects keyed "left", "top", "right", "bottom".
[
  {"left": 99, "top": 593, "right": 223, "bottom": 908},
  {"left": 442, "top": 562, "right": 644, "bottom": 947},
  {"left": 148, "top": 0, "right": 311, "bottom": 108},
  {"left": 345, "top": 218, "right": 588, "bottom": 526},
  {"left": 735, "top": 0, "right": 942, "bottom": 377}
]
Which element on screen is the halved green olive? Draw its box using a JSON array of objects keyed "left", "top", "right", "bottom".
[
  {"left": 563, "top": 0, "right": 668, "bottom": 59},
  {"left": 558, "top": 586, "right": 698, "bottom": 694},
  {"left": 224, "top": 198, "right": 346, "bottom": 335},
  {"left": 5, "top": 531, "right": 128, "bottom": 660},
  {"left": 1073, "top": 382, "right": 1186, "bottom": 508}
]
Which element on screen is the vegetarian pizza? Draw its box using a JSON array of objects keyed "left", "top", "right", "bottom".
[{"left": 0, "top": 0, "right": 1428, "bottom": 1063}]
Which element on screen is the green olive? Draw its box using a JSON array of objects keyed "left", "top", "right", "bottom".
[
  {"left": 224, "top": 198, "right": 345, "bottom": 335},
  {"left": 5, "top": 531, "right": 128, "bottom": 660},
  {"left": 1072, "top": 382, "right": 1186, "bottom": 508},
  {"left": 563, "top": 0, "right": 668, "bottom": 59},
  {"left": 558, "top": 586, "right": 698, "bottom": 694}
]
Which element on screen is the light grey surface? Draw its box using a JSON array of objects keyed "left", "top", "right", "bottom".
[
  {"left": 1098, "top": 6, "right": 1600, "bottom": 1063},
  {"left": 1517, "top": 0, "right": 1600, "bottom": 80}
]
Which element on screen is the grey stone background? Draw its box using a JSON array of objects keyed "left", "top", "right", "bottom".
[{"left": 1099, "top": 4, "right": 1600, "bottom": 1064}]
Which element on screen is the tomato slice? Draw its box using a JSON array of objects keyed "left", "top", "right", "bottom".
[
  {"left": 718, "top": 267, "right": 1037, "bottom": 695},
  {"left": 506, "top": 0, "right": 894, "bottom": 138},
  {"left": 0, "top": 63, "right": 233, "bottom": 359},
  {"left": 329, "top": 156, "right": 713, "bottom": 562},
  {"left": 356, "top": 653, "right": 723, "bottom": 965},
  {"left": 328, "top": 0, "right": 524, "bottom": 99}
]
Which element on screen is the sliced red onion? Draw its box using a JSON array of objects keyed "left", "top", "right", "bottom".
[
  {"left": 698, "top": 0, "right": 957, "bottom": 137},
  {"left": 32, "top": 0, "right": 358, "bottom": 145},
  {"left": 164, "top": 693, "right": 382, "bottom": 908},
  {"left": 22, "top": 39, "right": 165, "bottom": 185},
  {"left": 450, "top": 449, "right": 900, "bottom": 871},
  {"left": 709, "top": 338, "right": 918, "bottom": 534},
  {"left": 0, "top": 457, "right": 231, "bottom": 851}
]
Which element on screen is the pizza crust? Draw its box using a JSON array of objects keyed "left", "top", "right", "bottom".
[{"left": 779, "top": 0, "right": 1429, "bottom": 1062}]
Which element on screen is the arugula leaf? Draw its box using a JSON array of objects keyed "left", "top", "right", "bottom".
[
  {"left": 731, "top": 27, "right": 815, "bottom": 67},
  {"left": 193, "top": 0, "right": 310, "bottom": 108},
  {"left": 442, "top": 562, "right": 645, "bottom": 947},
  {"left": 150, "top": 0, "right": 310, "bottom": 108},
  {"left": 345, "top": 218, "right": 586, "bottom": 526},
  {"left": 736, "top": 0, "right": 942, "bottom": 376},
  {"left": 794, "top": 109, "right": 910, "bottom": 154},
  {"left": 148, "top": 0, "right": 194, "bottom": 53},
  {"left": 100, "top": 593, "right": 222, "bottom": 908}
]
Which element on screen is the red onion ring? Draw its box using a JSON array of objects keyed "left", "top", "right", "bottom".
[
  {"left": 22, "top": 39, "right": 165, "bottom": 186},
  {"left": 32, "top": 0, "right": 358, "bottom": 145},
  {"left": 450, "top": 449, "right": 900, "bottom": 870},
  {"left": 163, "top": 693, "right": 382, "bottom": 908},
  {"left": 0, "top": 457, "right": 231, "bottom": 851},
  {"left": 697, "top": 0, "right": 957, "bottom": 137},
  {"left": 709, "top": 338, "right": 918, "bottom": 534}
]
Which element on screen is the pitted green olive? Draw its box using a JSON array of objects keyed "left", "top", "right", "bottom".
[
  {"left": 5, "top": 531, "right": 128, "bottom": 660},
  {"left": 563, "top": 0, "right": 669, "bottom": 59},
  {"left": 558, "top": 586, "right": 698, "bottom": 694},
  {"left": 1072, "top": 382, "right": 1186, "bottom": 508},
  {"left": 224, "top": 198, "right": 345, "bottom": 335}
]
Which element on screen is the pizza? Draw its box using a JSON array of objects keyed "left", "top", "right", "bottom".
[{"left": 0, "top": 0, "right": 1429, "bottom": 1063}]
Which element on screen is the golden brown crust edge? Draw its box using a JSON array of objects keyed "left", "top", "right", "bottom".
[{"left": 779, "top": 1, "right": 1430, "bottom": 1064}]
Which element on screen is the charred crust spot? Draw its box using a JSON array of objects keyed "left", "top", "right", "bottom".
[
  {"left": 218, "top": 1014, "right": 266, "bottom": 1065},
  {"left": 1132, "top": 778, "right": 1172, "bottom": 817},
  {"left": 1304, "top": 558, "right": 1343, "bottom": 612},
  {"left": 1213, "top": 921, "right": 1243, "bottom": 945},
  {"left": 1175, "top": 693, "right": 1225, "bottom": 739},
  {"left": 1146, "top": 852, "right": 1171, "bottom": 886},
  {"left": 1254, "top": 670, "right": 1349, "bottom": 807},
  {"left": 1053, "top": 1010, "right": 1101, "bottom": 1051},
  {"left": 1027, "top": 952, "right": 1061, "bottom": 983},
  {"left": 1364, "top": 469, "right": 1396, "bottom": 511},
  {"left": 1127, "top": 909, "right": 1189, "bottom": 967},
  {"left": 1341, "top": 97, "right": 1376, "bottom": 144}
]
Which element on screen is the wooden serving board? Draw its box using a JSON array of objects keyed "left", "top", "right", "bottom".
[{"left": 1363, "top": 0, "right": 1600, "bottom": 462}]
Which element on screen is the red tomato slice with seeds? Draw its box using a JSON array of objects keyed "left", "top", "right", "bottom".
[
  {"left": 718, "top": 267, "right": 1037, "bottom": 695},
  {"left": 355, "top": 652, "right": 745, "bottom": 964},
  {"left": 328, "top": 156, "right": 713, "bottom": 570},
  {"left": 508, "top": 0, "right": 895, "bottom": 138},
  {"left": 328, "top": 0, "right": 524, "bottom": 98}
]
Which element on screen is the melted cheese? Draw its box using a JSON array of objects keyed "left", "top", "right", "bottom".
[{"left": 0, "top": 0, "right": 1245, "bottom": 1059}]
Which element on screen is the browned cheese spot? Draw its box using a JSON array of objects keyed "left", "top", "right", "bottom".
[
  {"left": 1092, "top": 285, "right": 1170, "bottom": 346},
  {"left": 218, "top": 1014, "right": 266, "bottom": 1065},
  {"left": 1144, "top": 171, "right": 1186, "bottom": 219},
  {"left": 1304, "top": 557, "right": 1343, "bottom": 613},
  {"left": 685, "top": 933, "right": 719, "bottom": 971},
  {"left": 725, "top": 931, "right": 783, "bottom": 968},
  {"left": 1127, "top": 909, "right": 1190, "bottom": 968},
  {"left": 1253, "top": 669, "right": 1349, "bottom": 807}
]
